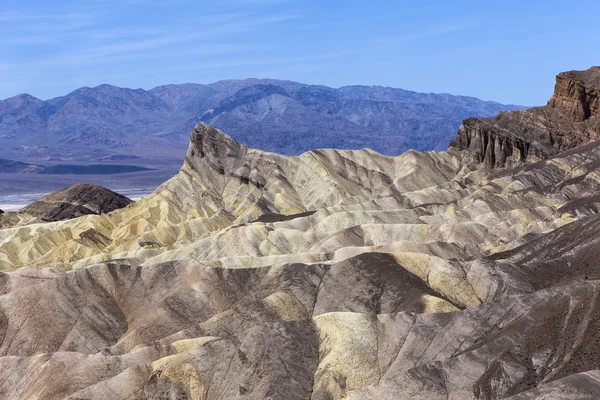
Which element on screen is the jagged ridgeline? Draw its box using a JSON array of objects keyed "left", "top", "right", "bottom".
[{"left": 1, "top": 67, "right": 600, "bottom": 399}]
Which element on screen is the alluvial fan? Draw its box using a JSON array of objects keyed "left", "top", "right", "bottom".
[{"left": 2, "top": 67, "right": 600, "bottom": 399}]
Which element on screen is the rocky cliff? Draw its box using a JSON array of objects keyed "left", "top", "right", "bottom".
[
  {"left": 3, "top": 70, "right": 600, "bottom": 399},
  {"left": 549, "top": 67, "right": 600, "bottom": 121},
  {"left": 451, "top": 66, "right": 600, "bottom": 169}
]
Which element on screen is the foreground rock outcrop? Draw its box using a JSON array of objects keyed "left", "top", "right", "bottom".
[
  {"left": 4, "top": 68, "right": 600, "bottom": 399},
  {"left": 451, "top": 66, "right": 600, "bottom": 169}
]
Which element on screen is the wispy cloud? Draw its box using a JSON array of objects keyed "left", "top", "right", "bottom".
[
  {"left": 0, "top": 11, "right": 82, "bottom": 22},
  {"left": 72, "top": 48, "right": 363, "bottom": 79},
  {"left": 370, "top": 21, "right": 478, "bottom": 45},
  {"left": 0, "top": 9, "right": 298, "bottom": 69},
  {"left": 0, "top": 0, "right": 338, "bottom": 98}
]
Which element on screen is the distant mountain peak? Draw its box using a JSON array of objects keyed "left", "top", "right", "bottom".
[{"left": 2, "top": 93, "right": 44, "bottom": 107}]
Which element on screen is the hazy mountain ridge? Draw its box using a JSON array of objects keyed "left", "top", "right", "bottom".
[
  {"left": 0, "top": 157, "right": 43, "bottom": 173},
  {"left": 0, "top": 79, "right": 524, "bottom": 161}
]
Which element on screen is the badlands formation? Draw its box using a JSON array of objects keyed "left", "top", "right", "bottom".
[
  {"left": 0, "top": 183, "right": 132, "bottom": 229},
  {"left": 1, "top": 67, "right": 600, "bottom": 399}
]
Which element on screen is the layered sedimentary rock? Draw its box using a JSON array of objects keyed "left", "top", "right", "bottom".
[
  {"left": 0, "top": 183, "right": 133, "bottom": 229},
  {"left": 4, "top": 69, "right": 600, "bottom": 399},
  {"left": 18, "top": 182, "right": 132, "bottom": 222},
  {"left": 549, "top": 67, "right": 600, "bottom": 121},
  {"left": 451, "top": 66, "right": 600, "bottom": 169}
]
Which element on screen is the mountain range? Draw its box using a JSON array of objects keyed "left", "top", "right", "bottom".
[
  {"left": 0, "top": 67, "right": 599, "bottom": 399},
  {"left": 0, "top": 79, "right": 523, "bottom": 165}
]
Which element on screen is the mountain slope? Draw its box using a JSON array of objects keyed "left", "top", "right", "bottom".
[
  {"left": 18, "top": 182, "right": 132, "bottom": 222},
  {"left": 4, "top": 68, "right": 600, "bottom": 399},
  {"left": 0, "top": 158, "right": 43, "bottom": 173},
  {"left": 0, "top": 118, "right": 599, "bottom": 398},
  {"left": 0, "top": 183, "right": 133, "bottom": 228},
  {"left": 0, "top": 80, "right": 523, "bottom": 162}
]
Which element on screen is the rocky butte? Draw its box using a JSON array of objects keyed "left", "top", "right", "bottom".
[{"left": 1, "top": 67, "right": 600, "bottom": 399}]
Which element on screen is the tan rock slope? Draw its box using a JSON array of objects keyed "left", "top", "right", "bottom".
[{"left": 3, "top": 67, "right": 600, "bottom": 399}]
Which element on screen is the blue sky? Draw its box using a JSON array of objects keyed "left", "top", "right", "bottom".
[{"left": 1, "top": 0, "right": 599, "bottom": 105}]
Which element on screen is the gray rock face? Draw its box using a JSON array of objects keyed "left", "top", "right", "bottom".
[
  {"left": 450, "top": 66, "right": 600, "bottom": 169},
  {"left": 187, "top": 122, "right": 248, "bottom": 175}
]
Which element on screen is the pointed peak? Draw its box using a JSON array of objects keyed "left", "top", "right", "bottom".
[
  {"left": 3, "top": 93, "right": 43, "bottom": 105},
  {"left": 186, "top": 123, "right": 247, "bottom": 174}
]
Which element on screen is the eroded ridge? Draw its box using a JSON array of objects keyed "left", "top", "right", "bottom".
[{"left": 4, "top": 68, "right": 600, "bottom": 398}]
